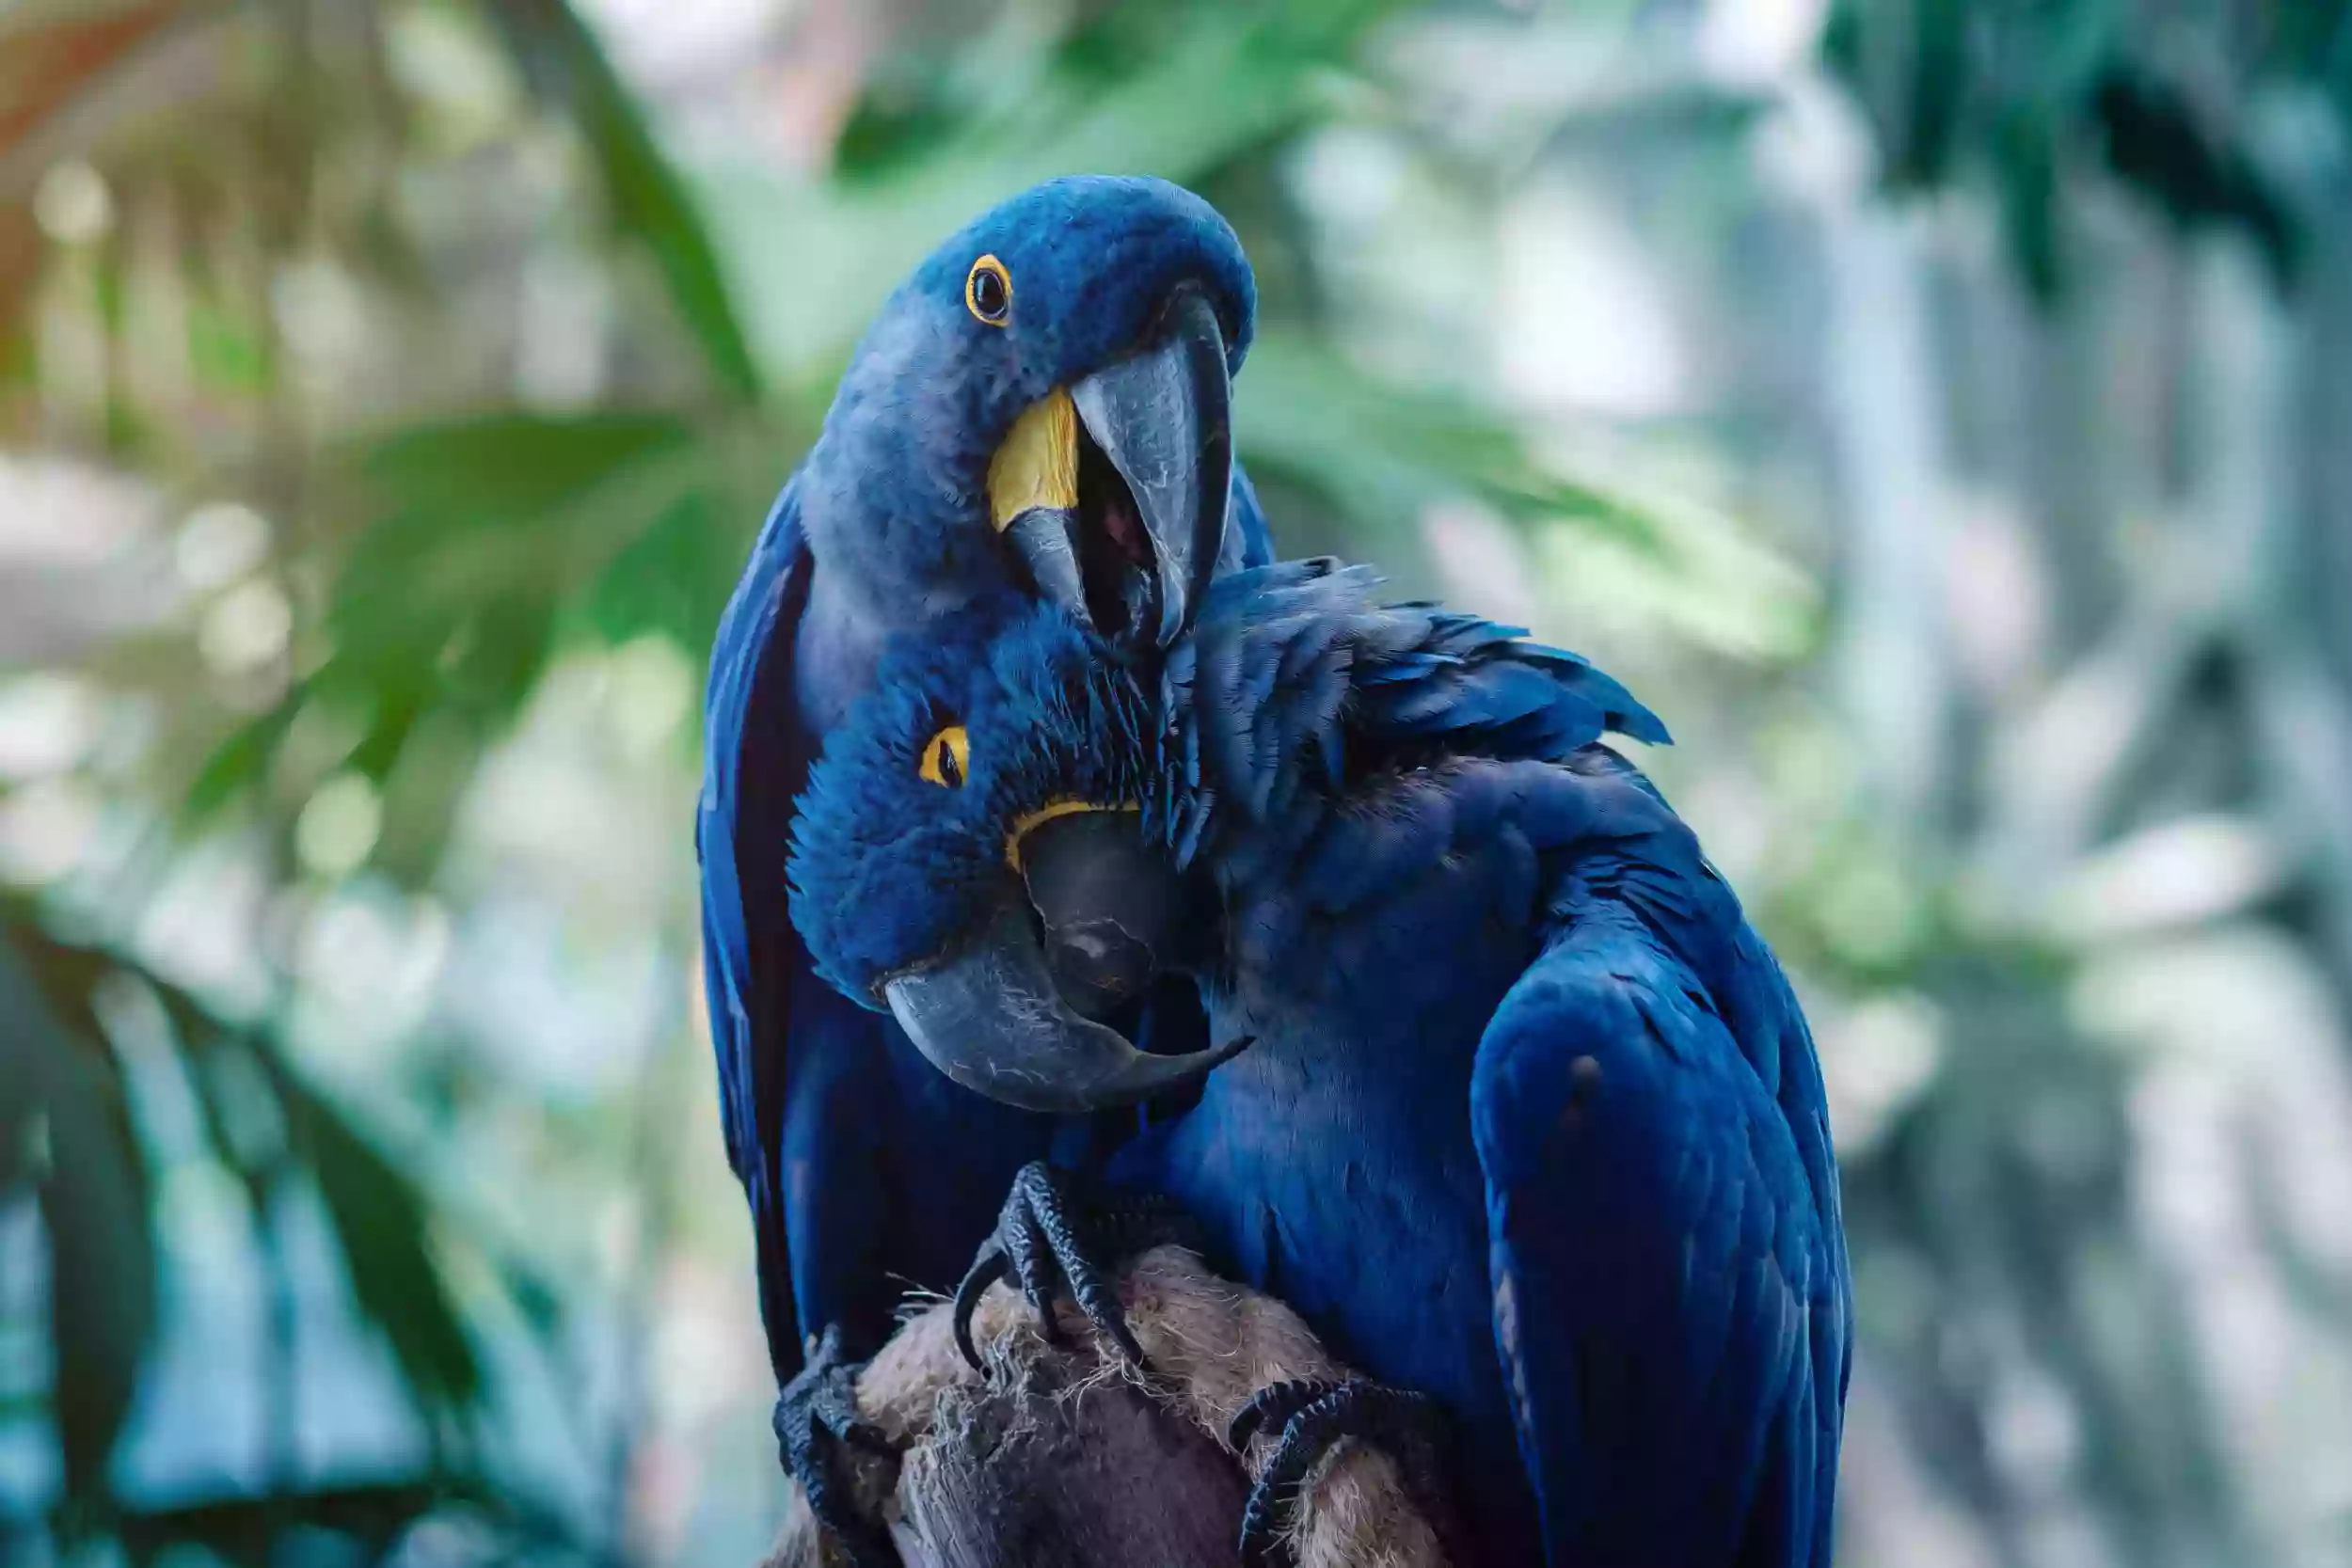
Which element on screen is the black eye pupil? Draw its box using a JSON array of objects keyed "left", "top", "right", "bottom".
[
  {"left": 937, "top": 739, "right": 963, "bottom": 786},
  {"left": 973, "top": 269, "right": 1007, "bottom": 319}
]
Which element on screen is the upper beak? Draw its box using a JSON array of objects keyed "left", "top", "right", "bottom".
[
  {"left": 882, "top": 894, "right": 1247, "bottom": 1116},
  {"left": 881, "top": 804, "right": 1244, "bottom": 1115},
  {"left": 989, "top": 287, "right": 1233, "bottom": 649}
]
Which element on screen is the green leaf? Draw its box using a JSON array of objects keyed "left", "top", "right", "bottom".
[
  {"left": 108, "top": 1481, "right": 442, "bottom": 1562},
  {"left": 180, "top": 702, "right": 299, "bottom": 827},
  {"left": 251, "top": 1051, "right": 484, "bottom": 1421},
  {"left": 1994, "top": 103, "right": 2064, "bottom": 300},
  {"left": 1235, "top": 330, "right": 1667, "bottom": 553},
  {"left": 696, "top": 2, "right": 1400, "bottom": 378},
  {"left": 0, "top": 931, "right": 157, "bottom": 1508},
  {"left": 1, "top": 973, "right": 31, "bottom": 1193},
  {"left": 340, "top": 411, "right": 697, "bottom": 536},
  {"left": 40, "top": 1083, "right": 154, "bottom": 1508},
  {"left": 318, "top": 411, "right": 704, "bottom": 752},
  {"left": 478, "top": 0, "right": 762, "bottom": 404},
  {"left": 587, "top": 481, "right": 739, "bottom": 655},
  {"left": 129, "top": 964, "right": 522, "bottom": 1440}
]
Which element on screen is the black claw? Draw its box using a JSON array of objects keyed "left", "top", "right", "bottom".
[
  {"left": 1228, "top": 1377, "right": 1343, "bottom": 1453},
  {"left": 1009, "top": 1200, "right": 1069, "bottom": 1345},
  {"left": 952, "top": 1247, "right": 1010, "bottom": 1370},
  {"left": 948, "top": 1161, "right": 1197, "bottom": 1373},
  {"left": 1234, "top": 1378, "right": 1461, "bottom": 1568},
  {"left": 774, "top": 1324, "right": 901, "bottom": 1568}
]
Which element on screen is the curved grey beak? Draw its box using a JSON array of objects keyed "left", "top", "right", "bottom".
[
  {"left": 993, "top": 288, "right": 1233, "bottom": 649},
  {"left": 882, "top": 894, "right": 1248, "bottom": 1115}
]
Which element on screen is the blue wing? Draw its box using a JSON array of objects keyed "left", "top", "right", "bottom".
[
  {"left": 698, "top": 475, "right": 813, "bottom": 1381},
  {"left": 1471, "top": 800, "right": 1851, "bottom": 1568},
  {"left": 701, "top": 462, "right": 1281, "bottom": 1382},
  {"left": 1164, "top": 556, "right": 1665, "bottom": 864}
]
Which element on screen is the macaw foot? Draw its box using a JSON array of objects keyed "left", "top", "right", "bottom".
[
  {"left": 951, "top": 1160, "right": 1200, "bottom": 1371},
  {"left": 1229, "top": 1377, "right": 1463, "bottom": 1568},
  {"left": 773, "top": 1323, "right": 900, "bottom": 1568}
]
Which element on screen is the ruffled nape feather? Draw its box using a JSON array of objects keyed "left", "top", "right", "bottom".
[{"left": 1159, "top": 558, "right": 1667, "bottom": 866}]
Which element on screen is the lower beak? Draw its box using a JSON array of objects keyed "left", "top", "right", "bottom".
[
  {"left": 990, "top": 287, "right": 1233, "bottom": 649},
  {"left": 882, "top": 893, "right": 1247, "bottom": 1116}
]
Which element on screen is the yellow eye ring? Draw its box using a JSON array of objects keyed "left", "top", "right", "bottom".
[
  {"left": 965, "top": 255, "right": 1011, "bottom": 325},
  {"left": 919, "top": 725, "right": 971, "bottom": 788}
]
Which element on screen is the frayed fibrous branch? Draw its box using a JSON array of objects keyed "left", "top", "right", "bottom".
[{"left": 761, "top": 1246, "right": 1448, "bottom": 1568}]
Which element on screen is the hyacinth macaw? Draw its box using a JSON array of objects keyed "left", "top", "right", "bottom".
[
  {"left": 696, "top": 176, "right": 1274, "bottom": 1538},
  {"left": 786, "top": 561, "right": 1852, "bottom": 1568}
]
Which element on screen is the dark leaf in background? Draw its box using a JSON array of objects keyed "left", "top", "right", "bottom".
[
  {"left": 1238, "top": 331, "right": 1669, "bottom": 562},
  {"left": 478, "top": 0, "right": 763, "bottom": 405},
  {"left": 1, "top": 963, "right": 32, "bottom": 1189},
  {"left": 40, "top": 1078, "right": 155, "bottom": 1510},
  {"left": 108, "top": 1481, "right": 441, "bottom": 1564},
  {"left": 255, "top": 1051, "right": 485, "bottom": 1423},
  {"left": 2093, "top": 62, "right": 2299, "bottom": 290},
  {"left": 137, "top": 973, "right": 492, "bottom": 1435},
  {"left": 1994, "top": 104, "right": 2064, "bottom": 301},
  {"left": 0, "top": 931, "right": 158, "bottom": 1511},
  {"left": 1822, "top": 0, "right": 2316, "bottom": 300}
]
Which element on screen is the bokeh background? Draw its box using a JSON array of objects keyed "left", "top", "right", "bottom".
[{"left": 8, "top": 0, "right": 2352, "bottom": 1563}]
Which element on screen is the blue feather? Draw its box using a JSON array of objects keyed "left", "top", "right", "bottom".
[
  {"left": 783, "top": 551, "right": 1848, "bottom": 1565},
  {"left": 697, "top": 176, "right": 1280, "bottom": 1382}
]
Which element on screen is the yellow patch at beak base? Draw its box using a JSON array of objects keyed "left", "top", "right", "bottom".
[
  {"left": 987, "top": 388, "right": 1079, "bottom": 532},
  {"left": 1004, "top": 798, "right": 1139, "bottom": 871}
]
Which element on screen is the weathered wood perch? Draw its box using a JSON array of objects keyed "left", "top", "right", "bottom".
[{"left": 759, "top": 1247, "right": 1448, "bottom": 1568}]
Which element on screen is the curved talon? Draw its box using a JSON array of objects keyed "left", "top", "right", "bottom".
[
  {"left": 1235, "top": 1378, "right": 1459, "bottom": 1568},
  {"left": 948, "top": 1161, "right": 1193, "bottom": 1376},
  {"left": 774, "top": 1324, "right": 902, "bottom": 1568},
  {"left": 952, "top": 1247, "right": 1011, "bottom": 1370},
  {"left": 1229, "top": 1377, "right": 1343, "bottom": 1452}
]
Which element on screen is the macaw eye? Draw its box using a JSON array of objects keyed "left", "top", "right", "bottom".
[
  {"left": 919, "top": 725, "right": 970, "bottom": 788},
  {"left": 965, "top": 255, "right": 1011, "bottom": 325}
]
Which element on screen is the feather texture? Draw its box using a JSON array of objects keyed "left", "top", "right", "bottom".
[
  {"left": 698, "top": 176, "right": 1278, "bottom": 1379},
  {"left": 1117, "top": 562, "right": 1847, "bottom": 1566},
  {"left": 783, "top": 554, "right": 1849, "bottom": 1566},
  {"left": 1162, "top": 559, "right": 1668, "bottom": 871}
]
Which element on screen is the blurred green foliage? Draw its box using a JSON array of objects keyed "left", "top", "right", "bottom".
[
  {"left": 11, "top": 2, "right": 2352, "bottom": 1566},
  {"left": 1823, "top": 0, "right": 2349, "bottom": 293},
  {"left": 0, "top": 1, "right": 1726, "bottom": 1560}
]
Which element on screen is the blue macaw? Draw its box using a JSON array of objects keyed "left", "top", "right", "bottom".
[
  {"left": 695, "top": 176, "right": 1275, "bottom": 1539},
  {"left": 786, "top": 561, "right": 1852, "bottom": 1568}
]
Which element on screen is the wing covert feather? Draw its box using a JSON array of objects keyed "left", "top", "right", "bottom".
[{"left": 1472, "top": 902, "right": 1849, "bottom": 1568}]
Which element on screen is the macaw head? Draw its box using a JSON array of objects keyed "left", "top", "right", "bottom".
[
  {"left": 789, "top": 560, "right": 1674, "bottom": 1116},
  {"left": 800, "top": 175, "right": 1255, "bottom": 653},
  {"left": 787, "top": 599, "right": 1244, "bottom": 1114}
]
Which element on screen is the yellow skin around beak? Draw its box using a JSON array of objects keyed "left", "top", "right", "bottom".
[
  {"left": 1003, "top": 799, "right": 1139, "bottom": 872},
  {"left": 987, "top": 388, "right": 1079, "bottom": 531}
]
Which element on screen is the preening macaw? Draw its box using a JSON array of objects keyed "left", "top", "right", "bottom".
[
  {"left": 696, "top": 176, "right": 1274, "bottom": 1536},
  {"left": 786, "top": 561, "right": 1853, "bottom": 1568}
]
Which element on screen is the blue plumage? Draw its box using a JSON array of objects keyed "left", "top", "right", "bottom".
[
  {"left": 698, "top": 175, "right": 1276, "bottom": 1389},
  {"left": 787, "top": 598, "right": 1156, "bottom": 1007},
  {"left": 786, "top": 560, "right": 1851, "bottom": 1567}
]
